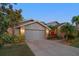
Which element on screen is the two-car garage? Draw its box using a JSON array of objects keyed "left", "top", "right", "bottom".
[
  {"left": 15, "top": 20, "right": 50, "bottom": 40},
  {"left": 25, "top": 22, "right": 47, "bottom": 40}
]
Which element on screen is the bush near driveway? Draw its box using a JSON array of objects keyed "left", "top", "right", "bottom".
[
  {"left": 1, "top": 33, "right": 14, "bottom": 43},
  {"left": 0, "top": 32, "right": 25, "bottom": 48},
  {"left": 0, "top": 33, "right": 14, "bottom": 47},
  {"left": 47, "top": 25, "right": 58, "bottom": 39},
  {"left": 47, "top": 30, "right": 57, "bottom": 40}
]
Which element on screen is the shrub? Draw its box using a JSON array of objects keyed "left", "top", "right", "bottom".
[
  {"left": 56, "top": 34, "right": 62, "bottom": 40},
  {"left": 0, "top": 32, "right": 25, "bottom": 45},
  {"left": 0, "top": 33, "right": 14, "bottom": 44},
  {"left": 47, "top": 30, "right": 57, "bottom": 40},
  {"left": 13, "top": 34, "right": 25, "bottom": 43},
  {"left": 18, "top": 34, "right": 25, "bottom": 42},
  {"left": 47, "top": 35, "right": 53, "bottom": 40},
  {"left": 0, "top": 33, "right": 14, "bottom": 47}
]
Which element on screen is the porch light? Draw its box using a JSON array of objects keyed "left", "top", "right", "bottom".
[
  {"left": 20, "top": 27, "right": 25, "bottom": 34},
  {"left": 46, "top": 29, "right": 49, "bottom": 34}
]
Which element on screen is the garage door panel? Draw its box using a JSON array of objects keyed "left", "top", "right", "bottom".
[
  {"left": 25, "top": 30, "right": 33, "bottom": 40},
  {"left": 25, "top": 30, "right": 45, "bottom": 40}
]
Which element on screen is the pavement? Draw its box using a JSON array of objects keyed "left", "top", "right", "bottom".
[{"left": 27, "top": 40, "right": 79, "bottom": 56}]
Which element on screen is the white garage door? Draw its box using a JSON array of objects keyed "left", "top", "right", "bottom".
[{"left": 25, "top": 30, "right": 45, "bottom": 40}]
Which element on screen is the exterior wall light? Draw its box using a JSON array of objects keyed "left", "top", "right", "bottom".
[
  {"left": 20, "top": 27, "right": 25, "bottom": 34},
  {"left": 46, "top": 29, "right": 49, "bottom": 34}
]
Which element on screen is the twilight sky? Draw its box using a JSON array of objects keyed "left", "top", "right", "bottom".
[{"left": 13, "top": 3, "right": 79, "bottom": 23}]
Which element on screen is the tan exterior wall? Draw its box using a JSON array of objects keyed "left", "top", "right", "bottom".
[
  {"left": 25, "top": 22, "right": 45, "bottom": 30},
  {"left": 14, "top": 22, "right": 49, "bottom": 40}
]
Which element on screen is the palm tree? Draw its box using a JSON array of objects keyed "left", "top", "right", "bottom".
[
  {"left": 72, "top": 15, "right": 79, "bottom": 30},
  {"left": 60, "top": 23, "right": 77, "bottom": 41}
]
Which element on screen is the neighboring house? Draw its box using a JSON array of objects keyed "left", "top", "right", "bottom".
[
  {"left": 47, "top": 21, "right": 59, "bottom": 26},
  {"left": 57, "top": 22, "right": 70, "bottom": 30},
  {"left": 47, "top": 22, "right": 68, "bottom": 39},
  {"left": 57, "top": 22, "right": 70, "bottom": 38},
  {"left": 14, "top": 20, "right": 51, "bottom": 40}
]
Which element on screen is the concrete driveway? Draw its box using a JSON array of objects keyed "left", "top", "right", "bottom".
[{"left": 27, "top": 40, "right": 79, "bottom": 56}]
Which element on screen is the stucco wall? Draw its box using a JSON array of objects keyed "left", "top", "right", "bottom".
[
  {"left": 14, "top": 22, "right": 49, "bottom": 39},
  {"left": 25, "top": 22, "right": 45, "bottom": 30}
]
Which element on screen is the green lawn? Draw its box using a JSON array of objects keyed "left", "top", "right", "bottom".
[{"left": 0, "top": 44, "right": 34, "bottom": 56}]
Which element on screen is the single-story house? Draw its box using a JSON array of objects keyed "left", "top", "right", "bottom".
[{"left": 14, "top": 20, "right": 51, "bottom": 40}]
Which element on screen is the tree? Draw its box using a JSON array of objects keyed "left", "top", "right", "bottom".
[
  {"left": 0, "top": 3, "right": 23, "bottom": 35},
  {"left": 72, "top": 15, "right": 79, "bottom": 37},
  {"left": 60, "top": 23, "right": 77, "bottom": 40},
  {"left": 7, "top": 9, "right": 23, "bottom": 34},
  {"left": 72, "top": 15, "right": 79, "bottom": 26},
  {"left": 0, "top": 12, "right": 9, "bottom": 35},
  {"left": 0, "top": 3, "right": 23, "bottom": 45},
  {"left": 0, "top": 12, "right": 10, "bottom": 46}
]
